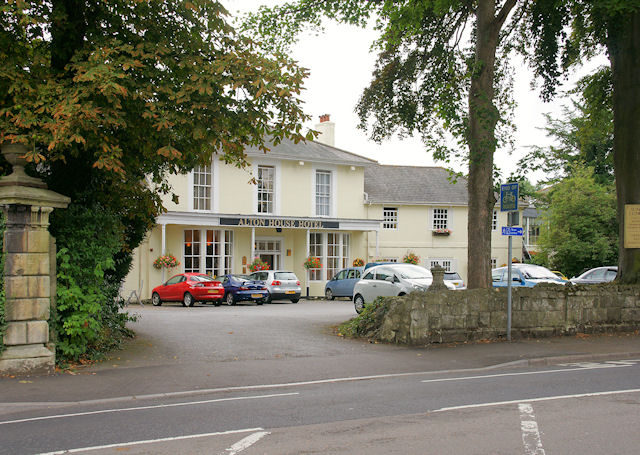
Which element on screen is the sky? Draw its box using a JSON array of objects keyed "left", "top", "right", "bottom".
[{"left": 224, "top": 1, "right": 605, "bottom": 183}]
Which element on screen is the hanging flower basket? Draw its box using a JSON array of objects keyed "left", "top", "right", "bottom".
[
  {"left": 432, "top": 228, "right": 452, "bottom": 236},
  {"left": 303, "top": 256, "right": 322, "bottom": 270},
  {"left": 352, "top": 258, "right": 364, "bottom": 267},
  {"left": 248, "top": 257, "right": 270, "bottom": 272},
  {"left": 402, "top": 252, "right": 420, "bottom": 265},
  {"left": 153, "top": 254, "right": 180, "bottom": 269}
]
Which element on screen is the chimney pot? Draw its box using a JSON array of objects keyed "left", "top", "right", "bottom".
[{"left": 319, "top": 114, "right": 330, "bottom": 123}]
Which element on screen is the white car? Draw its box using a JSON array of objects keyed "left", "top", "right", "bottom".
[
  {"left": 444, "top": 271, "right": 466, "bottom": 290},
  {"left": 352, "top": 264, "right": 454, "bottom": 314},
  {"left": 248, "top": 270, "right": 301, "bottom": 303}
]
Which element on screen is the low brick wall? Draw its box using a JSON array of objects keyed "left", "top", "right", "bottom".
[{"left": 377, "top": 284, "right": 640, "bottom": 345}]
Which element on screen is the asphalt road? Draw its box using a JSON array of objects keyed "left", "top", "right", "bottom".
[{"left": 2, "top": 301, "right": 640, "bottom": 454}]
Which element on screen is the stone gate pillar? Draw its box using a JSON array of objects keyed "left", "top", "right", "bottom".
[{"left": 0, "top": 143, "right": 69, "bottom": 375}]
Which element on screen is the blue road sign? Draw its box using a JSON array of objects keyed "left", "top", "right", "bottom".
[
  {"left": 502, "top": 226, "right": 524, "bottom": 236},
  {"left": 500, "top": 183, "right": 519, "bottom": 212}
]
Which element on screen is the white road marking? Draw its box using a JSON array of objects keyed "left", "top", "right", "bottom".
[
  {"left": 225, "top": 431, "right": 271, "bottom": 455},
  {"left": 421, "top": 364, "right": 630, "bottom": 384},
  {"left": 558, "top": 359, "right": 640, "bottom": 367},
  {"left": 0, "top": 392, "right": 298, "bottom": 426},
  {"left": 432, "top": 388, "right": 640, "bottom": 413},
  {"left": 519, "top": 403, "right": 546, "bottom": 455},
  {"left": 5, "top": 360, "right": 637, "bottom": 407},
  {"left": 36, "top": 427, "right": 265, "bottom": 455}
]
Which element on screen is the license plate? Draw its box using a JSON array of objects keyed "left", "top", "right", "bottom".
[
  {"left": 208, "top": 289, "right": 219, "bottom": 294},
  {"left": 251, "top": 294, "right": 263, "bottom": 298},
  {"left": 285, "top": 290, "right": 295, "bottom": 294}
]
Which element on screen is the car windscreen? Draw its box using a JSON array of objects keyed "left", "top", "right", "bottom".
[
  {"left": 521, "top": 267, "right": 557, "bottom": 279},
  {"left": 444, "top": 272, "right": 461, "bottom": 280},
  {"left": 275, "top": 272, "right": 297, "bottom": 280},
  {"left": 393, "top": 265, "right": 431, "bottom": 279},
  {"left": 190, "top": 275, "right": 215, "bottom": 282}
]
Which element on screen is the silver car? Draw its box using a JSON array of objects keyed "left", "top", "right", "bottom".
[
  {"left": 248, "top": 270, "right": 301, "bottom": 303},
  {"left": 570, "top": 266, "right": 618, "bottom": 285},
  {"left": 352, "top": 264, "right": 453, "bottom": 314}
]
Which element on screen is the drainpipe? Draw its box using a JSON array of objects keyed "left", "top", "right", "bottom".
[{"left": 161, "top": 223, "right": 166, "bottom": 282}]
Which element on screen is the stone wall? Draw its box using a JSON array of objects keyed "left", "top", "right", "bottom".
[{"left": 376, "top": 284, "right": 640, "bottom": 345}]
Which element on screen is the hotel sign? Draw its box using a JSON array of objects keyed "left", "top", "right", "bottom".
[{"left": 220, "top": 217, "right": 339, "bottom": 229}]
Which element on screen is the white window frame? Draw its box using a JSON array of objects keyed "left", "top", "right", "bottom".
[
  {"left": 188, "top": 160, "right": 219, "bottom": 212},
  {"left": 315, "top": 170, "right": 332, "bottom": 217},
  {"left": 257, "top": 165, "right": 275, "bottom": 214},
  {"left": 429, "top": 258, "right": 456, "bottom": 272},
  {"left": 184, "top": 229, "right": 201, "bottom": 273},
  {"left": 383, "top": 207, "right": 398, "bottom": 230},
  {"left": 432, "top": 208, "right": 449, "bottom": 230},
  {"left": 309, "top": 233, "right": 323, "bottom": 281},
  {"left": 492, "top": 210, "right": 498, "bottom": 231},
  {"left": 381, "top": 257, "right": 398, "bottom": 263},
  {"left": 490, "top": 258, "right": 497, "bottom": 269},
  {"left": 309, "top": 232, "right": 350, "bottom": 281},
  {"left": 312, "top": 165, "right": 337, "bottom": 217},
  {"left": 184, "top": 229, "right": 233, "bottom": 276}
]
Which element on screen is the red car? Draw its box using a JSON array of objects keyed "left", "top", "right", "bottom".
[{"left": 151, "top": 273, "right": 224, "bottom": 307}]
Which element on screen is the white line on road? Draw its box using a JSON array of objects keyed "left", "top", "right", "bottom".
[
  {"left": 421, "top": 364, "right": 630, "bottom": 384},
  {"left": 432, "top": 388, "right": 640, "bottom": 413},
  {"left": 36, "top": 427, "right": 265, "bottom": 455},
  {"left": 519, "top": 403, "right": 546, "bottom": 455},
  {"left": 224, "top": 431, "right": 271, "bottom": 455},
  {"left": 0, "top": 392, "right": 298, "bottom": 426}
]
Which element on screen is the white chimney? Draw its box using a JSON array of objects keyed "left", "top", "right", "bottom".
[{"left": 315, "top": 114, "right": 335, "bottom": 147}]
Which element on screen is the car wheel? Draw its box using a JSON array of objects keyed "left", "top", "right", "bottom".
[
  {"left": 325, "top": 288, "right": 335, "bottom": 301},
  {"left": 354, "top": 294, "right": 365, "bottom": 314},
  {"left": 182, "top": 292, "right": 194, "bottom": 307},
  {"left": 151, "top": 292, "right": 162, "bottom": 306},
  {"left": 290, "top": 298, "right": 299, "bottom": 303},
  {"left": 265, "top": 293, "right": 272, "bottom": 304},
  {"left": 226, "top": 292, "right": 236, "bottom": 306}
]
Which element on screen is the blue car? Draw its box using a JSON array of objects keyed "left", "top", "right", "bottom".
[
  {"left": 220, "top": 274, "right": 269, "bottom": 305},
  {"left": 324, "top": 267, "right": 364, "bottom": 300},
  {"left": 492, "top": 264, "right": 567, "bottom": 288}
]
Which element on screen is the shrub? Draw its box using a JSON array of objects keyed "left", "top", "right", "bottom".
[
  {"left": 50, "top": 204, "right": 135, "bottom": 362},
  {"left": 338, "top": 297, "right": 390, "bottom": 339}
]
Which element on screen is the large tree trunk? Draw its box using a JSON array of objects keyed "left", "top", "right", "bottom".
[
  {"left": 466, "top": 2, "right": 500, "bottom": 289},
  {"left": 609, "top": 9, "right": 640, "bottom": 284}
]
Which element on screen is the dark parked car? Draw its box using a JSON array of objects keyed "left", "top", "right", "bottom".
[
  {"left": 570, "top": 266, "right": 618, "bottom": 285},
  {"left": 220, "top": 274, "right": 269, "bottom": 305},
  {"left": 324, "top": 266, "right": 364, "bottom": 300},
  {"left": 151, "top": 273, "right": 224, "bottom": 307}
]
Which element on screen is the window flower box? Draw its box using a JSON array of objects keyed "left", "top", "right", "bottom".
[
  {"left": 432, "top": 228, "right": 452, "bottom": 236},
  {"left": 352, "top": 258, "right": 364, "bottom": 267}
]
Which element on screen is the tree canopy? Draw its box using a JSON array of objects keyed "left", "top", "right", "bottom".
[
  {"left": 520, "top": 0, "right": 640, "bottom": 283},
  {"left": 1, "top": 0, "right": 311, "bottom": 180},
  {"left": 533, "top": 165, "right": 618, "bottom": 279},
  {"left": 245, "top": 0, "right": 521, "bottom": 288}
]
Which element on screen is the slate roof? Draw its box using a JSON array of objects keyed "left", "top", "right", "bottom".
[
  {"left": 364, "top": 165, "right": 468, "bottom": 205},
  {"left": 244, "top": 137, "right": 377, "bottom": 166}
]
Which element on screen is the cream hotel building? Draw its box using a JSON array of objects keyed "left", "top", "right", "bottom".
[{"left": 124, "top": 116, "right": 520, "bottom": 299}]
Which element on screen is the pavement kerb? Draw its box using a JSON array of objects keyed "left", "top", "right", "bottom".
[{"left": 3, "top": 351, "right": 640, "bottom": 410}]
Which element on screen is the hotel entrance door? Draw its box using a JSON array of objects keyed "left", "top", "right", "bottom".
[{"left": 255, "top": 239, "right": 282, "bottom": 270}]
